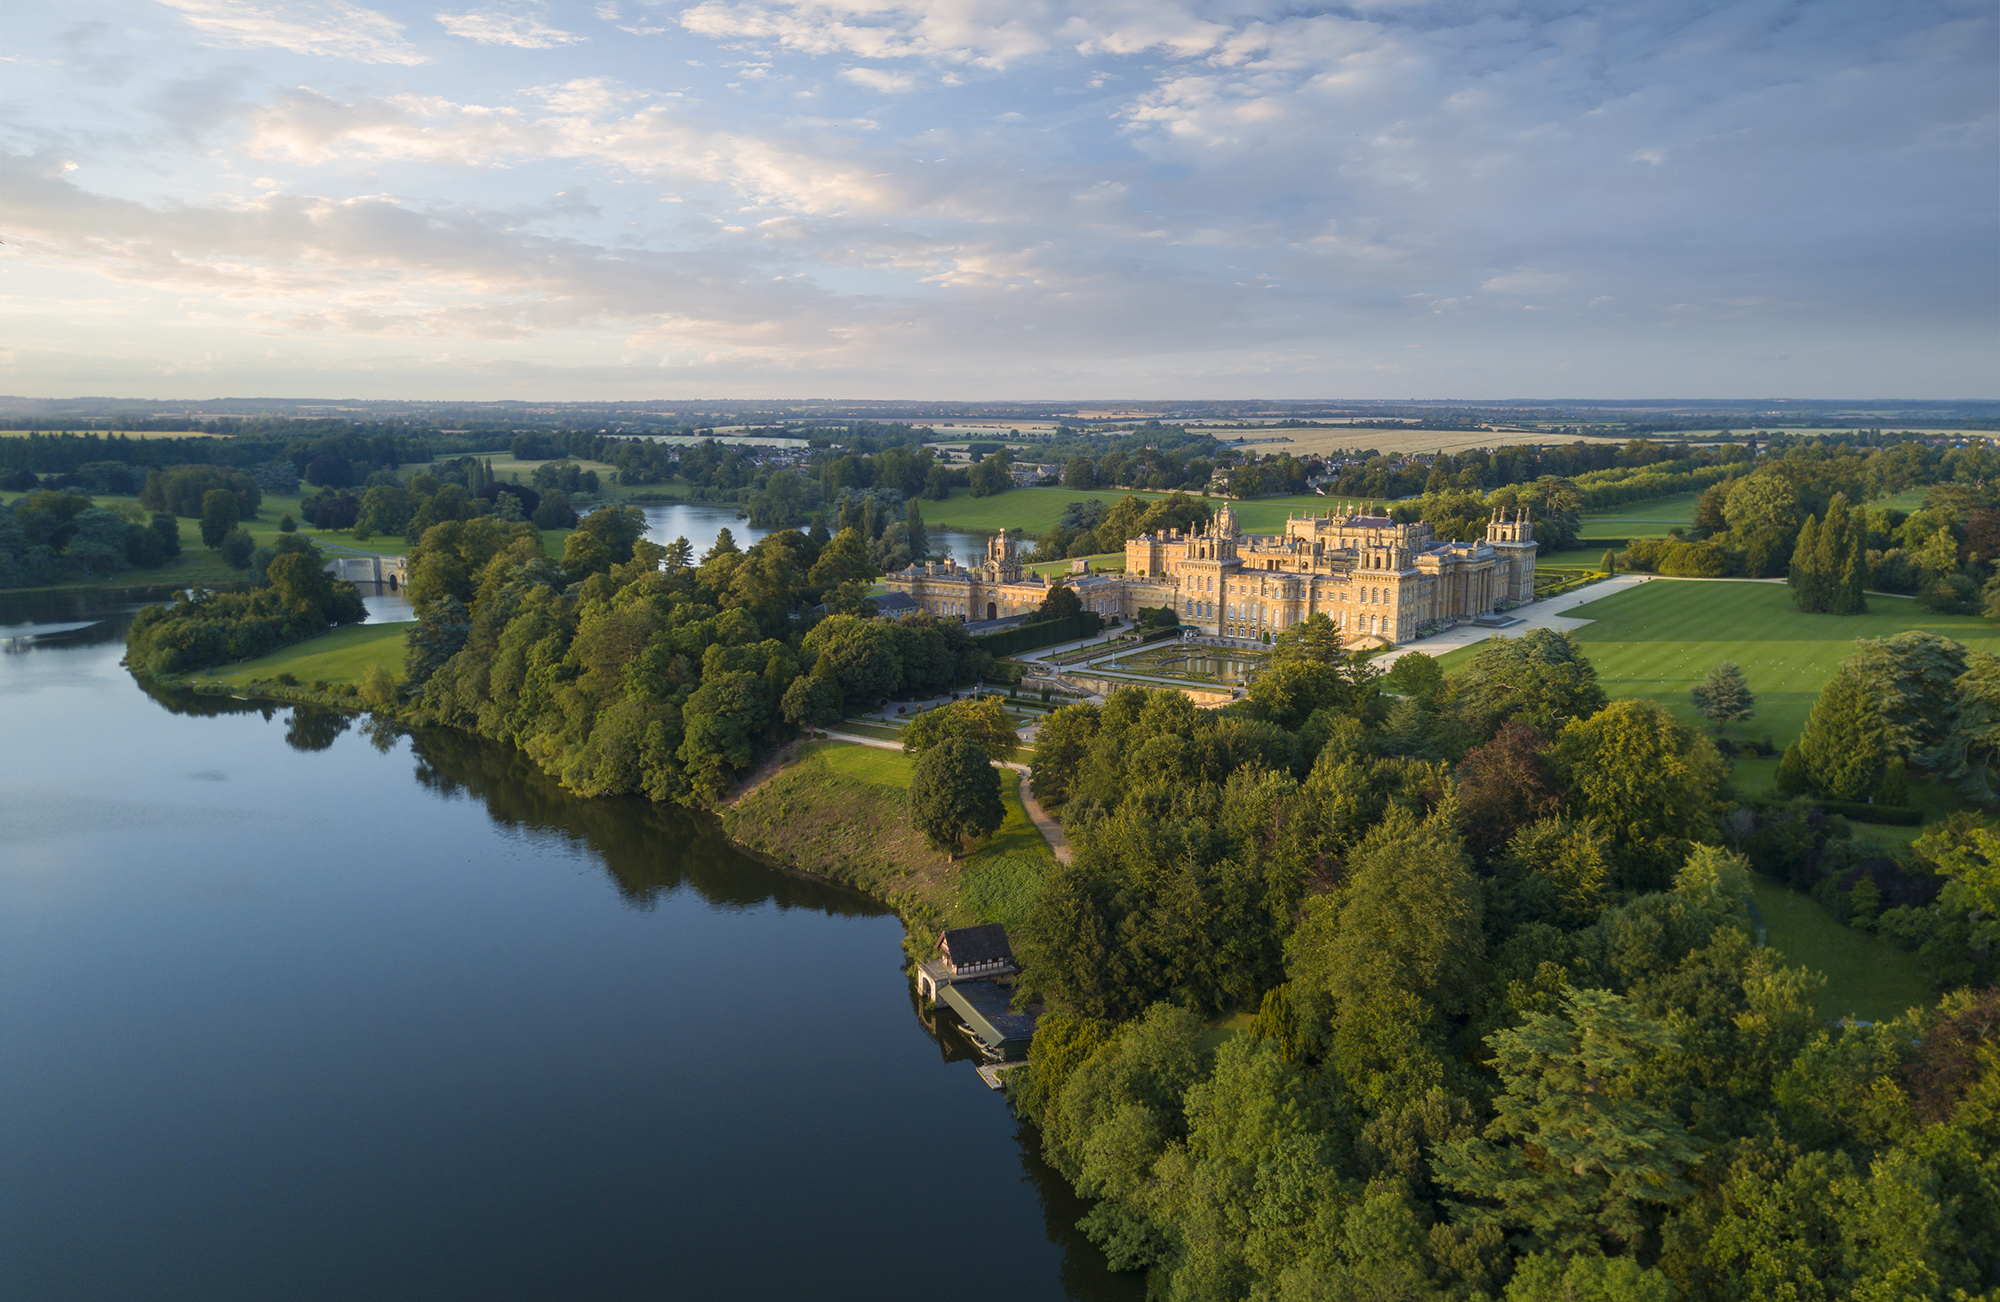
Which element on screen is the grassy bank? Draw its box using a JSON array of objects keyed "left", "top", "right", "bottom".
[
  {"left": 158, "top": 620, "right": 414, "bottom": 713},
  {"left": 723, "top": 741, "right": 1054, "bottom": 955}
]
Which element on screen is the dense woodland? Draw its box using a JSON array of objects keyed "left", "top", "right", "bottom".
[
  {"left": 397, "top": 510, "right": 992, "bottom": 805},
  {"left": 1012, "top": 627, "right": 1998, "bottom": 1301}
]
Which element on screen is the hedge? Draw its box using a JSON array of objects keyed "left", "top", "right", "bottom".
[
  {"left": 974, "top": 612, "right": 1104, "bottom": 657},
  {"left": 1808, "top": 799, "right": 1924, "bottom": 826}
]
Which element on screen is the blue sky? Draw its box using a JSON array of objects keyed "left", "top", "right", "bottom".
[{"left": 1, "top": 0, "right": 1993, "bottom": 399}]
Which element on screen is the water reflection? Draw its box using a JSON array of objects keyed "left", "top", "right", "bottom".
[{"left": 405, "top": 724, "right": 893, "bottom": 917}]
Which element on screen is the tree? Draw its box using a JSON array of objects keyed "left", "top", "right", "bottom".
[
  {"left": 1938, "top": 650, "right": 2000, "bottom": 801},
  {"left": 904, "top": 499, "right": 929, "bottom": 561},
  {"left": 1788, "top": 512, "right": 1825, "bottom": 612},
  {"left": 361, "top": 662, "right": 398, "bottom": 710},
  {"left": 780, "top": 673, "right": 842, "bottom": 728},
  {"left": 1794, "top": 664, "right": 1890, "bottom": 801},
  {"left": 902, "top": 696, "right": 1019, "bottom": 763},
  {"left": 1848, "top": 631, "right": 1967, "bottom": 765},
  {"left": 1039, "top": 581, "right": 1082, "bottom": 621},
  {"left": 1028, "top": 702, "right": 1099, "bottom": 809},
  {"left": 1247, "top": 657, "right": 1375, "bottom": 731},
  {"left": 404, "top": 594, "right": 470, "bottom": 688},
  {"left": 1555, "top": 699, "right": 1725, "bottom": 890},
  {"left": 1448, "top": 629, "right": 1607, "bottom": 742},
  {"left": 1381, "top": 650, "right": 1444, "bottom": 702},
  {"left": 150, "top": 512, "right": 182, "bottom": 558},
  {"left": 1601, "top": 549, "right": 1617, "bottom": 576},
  {"left": 1690, "top": 661, "right": 1754, "bottom": 728},
  {"left": 219, "top": 527, "right": 256, "bottom": 569},
  {"left": 1455, "top": 721, "right": 1566, "bottom": 857},
  {"left": 1272, "top": 612, "right": 1343, "bottom": 664},
  {"left": 265, "top": 550, "right": 335, "bottom": 614},
  {"left": 1433, "top": 987, "right": 1702, "bottom": 1255},
  {"left": 909, "top": 735, "right": 1004, "bottom": 855},
  {"left": 278, "top": 513, "right": 297, "bottom": 534},
  {"left": 199, "top": 489, "right": 240, "bottom": 549}
]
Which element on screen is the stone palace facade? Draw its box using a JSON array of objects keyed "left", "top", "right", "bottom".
[{"left": 882, "top": 503, "right": 1538, "bottom": 647}]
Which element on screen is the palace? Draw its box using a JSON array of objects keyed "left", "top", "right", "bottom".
[{"left": 882, "top": 503, "right": 1537, "bottom": 647}]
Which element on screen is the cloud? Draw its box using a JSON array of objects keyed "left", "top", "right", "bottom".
[
  {"left": 676, "top": 0, "right": 1055, "bottom": 69},
  {"left": 840, "top": 66, "right": 916, "bottom": 93},
  {"left": 242, "top": 83, "right": 919, "bottom": 215},
  {"left": 153, "top": 0, "right": 427, "bottom": 63},
  {"left": 434, "top": 9, "right": 584, "bottom": 47}
]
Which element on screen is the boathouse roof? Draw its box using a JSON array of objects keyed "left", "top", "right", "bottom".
[{"left": 939, "top": 923, "right": 1016, "bottom": 969}]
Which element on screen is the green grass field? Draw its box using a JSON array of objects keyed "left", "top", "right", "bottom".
[
  {"left": 801, "top": 740, "right": 1053, "bottom": 931},
  {"left": 186, "top": 620, "right": 415, "bottom": 689},
  {"left": 1575, "top": 493, "right": 1699, "bottom": 540},
  {"left": 917, "top": 486, "right": 1339, "bottom": 537},
  {"left": 1751, "top": 874, "right": 1935, "bottom": 1023},
  {"left": 1435, "top": 578, "right": 2000, "bottom": 748},
  {"left": 1027, "top": 551, "right": 1128, "bottom": 577}
]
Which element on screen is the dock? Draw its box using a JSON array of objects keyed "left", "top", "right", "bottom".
[{"left": 976, "top": 1062, "right": 1028, "bottom": 1090}]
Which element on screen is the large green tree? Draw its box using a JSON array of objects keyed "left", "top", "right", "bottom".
[
  {"left": 1272, "top": 612, "right": 1344, "bottom": 664},
  {"left": 901, "top": 695, "right": 1020, "bottom": 763},
  {"left": 1556, "top": 699, "right": 1725, "bottom": 890},
  {"left": 1434, "top": 988, "right": 1702, "bottom": 1255},
  {"left": 199, "top": 488, "right": 240, "bottom": 549},
  {"left": 909, "top": 734, "right": 1004, "bottom": 855},
  {"left": 1788, "top": 663, "right": 1890, "bottom": 801}
]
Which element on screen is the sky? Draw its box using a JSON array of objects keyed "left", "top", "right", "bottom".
[{"left": 1, "top": 0, "right": 1994, "bottom": 401}]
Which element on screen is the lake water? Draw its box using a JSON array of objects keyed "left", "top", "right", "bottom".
[
  {"left": 0, "top": 590, "right": 1136, "bottom": 1300},
  {"left": 635, "top": 500, "right": 992, "bottom": 569}
]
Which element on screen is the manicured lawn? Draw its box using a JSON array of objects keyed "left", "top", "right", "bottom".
[
  {"left": 188, "top": 620, "right": 415, "bottom": 689},
  {"left": 917, "top": 486, "right": 1337, "bottom": 538},
  {"left": 1576, "top": 493, "right": 1699, "bottom": 540},
  {"left": 807, "top": 740, "right": 913, "bottom": 787},
  {"left": 1434, "top": 578, "right": 2000, "bottom": 748},
  {"left": 1751, "top": 874, "right": 1936, "bottom": 1023}
]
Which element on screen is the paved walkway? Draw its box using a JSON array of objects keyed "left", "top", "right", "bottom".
[
  {"left": 818, "top": 730, "right": 1073, "bottom": 864},
  {"left": 1369, "top": 575, "right": 1655, "bottom": 669}
]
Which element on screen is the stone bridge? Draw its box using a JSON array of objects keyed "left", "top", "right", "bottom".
[{"left": 324, "top": 554, "right": 407, "bottom": 587}]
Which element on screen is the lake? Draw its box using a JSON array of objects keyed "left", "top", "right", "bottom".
[
  {"left": 634, "top": 500, "right": 993, "bottom": 569},
  {"left": 0, "top": 589, "right": 1136, "bottom": 1300}
]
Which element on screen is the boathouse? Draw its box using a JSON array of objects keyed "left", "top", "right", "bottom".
[
  {"left": 915, "top": 923, "right": 1018, "bottom": 1000},
  {"left": 915, "top": 924, "right": 1034, "bottom": 1061}
]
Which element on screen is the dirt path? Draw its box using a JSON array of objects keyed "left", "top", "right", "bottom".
[{"left": 819, "top": 730, "right": 1073, "bottom": 864}]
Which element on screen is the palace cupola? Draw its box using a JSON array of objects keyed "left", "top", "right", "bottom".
[{"left": 1485, "top": 505, "right": 1534, "bottom": 546}]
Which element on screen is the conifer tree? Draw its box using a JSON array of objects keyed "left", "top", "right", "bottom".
[
  {"left": 1601, "top": 548, "right": 1617, "bottom": 576},
  {"left": 1840, "top": 497, "right": 1868, "bottom": 613},
  {"left": 1691, "top": 661, "right": 1755, "bottom": 728},
  {"left": 1433, "top": 987, "right": 1701, "bottom": 1253},
  {"left": 1796, "top": 664, "right": 1889, "bottom": 800},
  {"left": 1789, "top": 513, "right": 1823, "bottom": 612},
  {"left": 1824, "top": 494, "right": 1867, "bottom": 614}
]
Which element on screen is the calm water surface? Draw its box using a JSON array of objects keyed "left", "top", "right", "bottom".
[
  {"left": 0, "top": 590, "right": 1135, "bottom": 1300},
  {"left": 636, "top": 500, "right": 992, "bottom": 568}
]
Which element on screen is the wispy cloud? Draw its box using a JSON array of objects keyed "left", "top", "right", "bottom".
[
  {"left": 433, "top": 9, "right": 584, "bottom": 48},
  {"left": 154, "top": 0, "right": 426, "bottom": 63}
]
